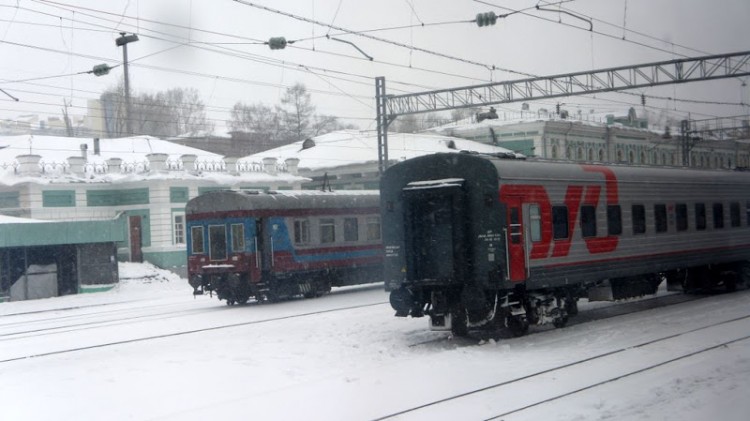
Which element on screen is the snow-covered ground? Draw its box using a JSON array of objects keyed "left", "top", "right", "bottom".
[{"left": 1, "top": 262, "right": 749, "bottom": 421}]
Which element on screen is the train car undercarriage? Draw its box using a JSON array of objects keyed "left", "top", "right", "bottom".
[{"left": 389, "top": 261, "right": 750, "bottom": 337}]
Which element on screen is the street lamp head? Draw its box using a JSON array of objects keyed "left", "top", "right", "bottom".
[{"left": 116, "top": 33, "right": 139, "bottom": 46}]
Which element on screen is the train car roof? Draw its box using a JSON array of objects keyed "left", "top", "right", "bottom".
[
  {"left": 186, "top": 189, "right": 380, "bottom": 215},
  {"left": 390, "top": 152, "right": 750, "bottom": 186}
]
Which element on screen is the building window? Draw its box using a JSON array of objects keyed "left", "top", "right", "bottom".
[
  {"left": 191, "top": 226, "right": 205, "bottom": 254},
  {"left": 629, "top": 150, "right": 635, "bottom": 163},
  {"left": 344, "top": 217, "right": 359, "bottom": 242},
  {"left": 320, "top": 218, "right": 336, "bottom": 243},
  {"left": 713, "top": 203, "right": 724, "bottom": 229},
  {"left": 654, "top": 204, "right": 668, "bottom": 233},
  {"left": 551, "top": 145, "right": 558, "bottom": 159},
  {"left": 676, "top": 203, "right": 688, "bottom": 231},
  {"left": 632, "top": 204, "right": 646, "bottom": 234},
  {"left": 580, "top": 205, "right": 597, "bottom": 238},
  {"left": 231, "top": 223, "right": 245, "bottom": 252},
  {"left": 552, "top": 206, "right": 569, "bottom": 239},
  {"left": 366, "top": 216, "right": 381, "bottom": 241},
  {"left": 173, "top": 212, "right": 185, "bottom": 244},
  {"left": 294, "top": 219, "right": 310, "bottom": 244},
  {"left": 598, "top": 149, "right": 605, "bottom": 161},
  {"left": 695, "top": 203, "right": 707, "bottom": 230},
  {"left": 607, "top": 205, "right": 622, "bottom": 235}
]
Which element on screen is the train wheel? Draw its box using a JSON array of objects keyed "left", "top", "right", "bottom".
[
  {"left": 553, "top": 314, "right": 568, "bottom": 328},
  {"left": 450, "top": 305, "right": 469, "bottom": 337},
  {"left": 507, "top": 315, "right": 529, "bottom": 337}
]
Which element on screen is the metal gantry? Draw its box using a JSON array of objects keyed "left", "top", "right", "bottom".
[{"left": 376, "top": 51, "right": 750, "bottom": 172}]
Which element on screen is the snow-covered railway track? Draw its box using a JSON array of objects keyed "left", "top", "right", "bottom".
[
  {"left": 0, "top": 305, "right": 225, "bottom": 340},
  {"left": 0, "top": 301, "right": 388, "bottom": 364},
  {"left": 375, "top": 313, "right": 750, "bottom": 420}
]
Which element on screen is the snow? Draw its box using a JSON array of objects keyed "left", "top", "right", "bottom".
[
  {"left": 242, "top": 130, "right": 524, "bottom": 171},
  {"left": 0, "top": 134, "right": 308, "bottom": 185},
  {"left": 1, "top": 262, "right": 749, "bottom": 421}
]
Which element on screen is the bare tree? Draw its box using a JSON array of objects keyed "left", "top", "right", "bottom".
[
  {"left": 229, "top": 102, "right": 280, "bottom": 147},
  {"left": 278, "top": 83, "right": 315, "bottom": 142},
  {"left": 99, "top": 84, "right": 212, "bottom": 137}
]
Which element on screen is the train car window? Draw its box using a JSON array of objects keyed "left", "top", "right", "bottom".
[
  {"left": 366, "top": 216, "right": 382, "bottom": 241},
  {"left": 552, "top": 206, "right": 569, "bottom": 240},
  {"left": 510, "top": 208, "right": 521, "bottom": 244},
  {"left": 607, "top": 205, "right": 622, "bottom": 235},
  {"left": 191, "top": 226, "right": 205, "bottom": 254},
  {"left": 730, "top": 202, "right": 741, "bottom": 227},
  {"left": 294, "top": 219, "right": 310, "bottom": 244},
  {"left": 529, "top": 205, "right": 542, "bottom": 242},
  {"left": 675, "top": 203, "right": 688, "bottom": 231},
  {"left": 632, "top": 205, "right": 646, "bottom": 235},
  {"left": 695, "top": 203, "right": 707, "bottom": 230},
  {"left": 231, "top": 224, "right": 245, "bottom": 252},
  {"left": 654, "top": 205, "right": 668, "bottom": 233},
  {"left": 713, "top": 203, "right": 724, "bottom": 229},
  {"left": 344, "top": 217, "right": 359, "bottom": 242},
  {"left": 320, "top": 218, "right": 336, "bottom": 243},
  {"left": 580, "top": 205, "right": 597, "bottom": 238}
]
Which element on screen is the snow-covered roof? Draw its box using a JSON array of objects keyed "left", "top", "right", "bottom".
[
  {"left": 0, "top": 135, "right": 308, "bottom": 186},
  {"left": 240, "top": 130, "right": 523, "bottom": 171}
]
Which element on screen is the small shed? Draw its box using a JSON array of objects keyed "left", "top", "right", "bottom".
[{"left": 0, "top": 215, "right": 123, "bottom": 301}]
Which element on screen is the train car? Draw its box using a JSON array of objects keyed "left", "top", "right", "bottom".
[
  {"left": 186, "top": 190, "right": 383, "bottom": 304},
  {"left": 380, "top": 152, "right": 750, "bottom": 336}
]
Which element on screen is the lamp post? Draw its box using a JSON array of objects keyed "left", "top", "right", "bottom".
[{"left": 116, "top": 32, "right": 139, "bottom": 136}]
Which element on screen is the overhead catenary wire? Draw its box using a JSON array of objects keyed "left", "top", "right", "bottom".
[{"left": 1, "top": 0, "right": 741, "bottom": 128}]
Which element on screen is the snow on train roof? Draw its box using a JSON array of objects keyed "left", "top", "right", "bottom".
[
  {"left": 241, "top": 130, "right": 523, "bottom": 171},
  {"left": 186, "top": 188, "right": 380, "bottom": 214}
]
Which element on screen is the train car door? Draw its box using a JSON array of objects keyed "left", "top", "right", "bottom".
[
  {"left": 255, "top": 219, "right": 273, "bottom": 280},
  {"left": 402, "top": 181, "right": 467, "bottom": 283},
  {"left": 504, "top": 196, "right": 528, "bottom": 282}
]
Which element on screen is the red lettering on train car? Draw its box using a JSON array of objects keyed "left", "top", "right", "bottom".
[
  {"left": 499, "top": 185, "right": 552, "bottom": 259},
  {"left": 551, "top": 186, "right": 583, "bottom": 257},
  {"left": 500, "top": 165, "right": 620, "bottom": 259}
]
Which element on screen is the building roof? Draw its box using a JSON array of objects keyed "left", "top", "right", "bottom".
[
  {"left": 0, "top": 214, "right": 124, "bottom": 247},
  {"left": 240, "top": 130, "right": 523, "bottom": 171},
  {"left": 0, "top": 135, "right": 307, "bottom": 186}
]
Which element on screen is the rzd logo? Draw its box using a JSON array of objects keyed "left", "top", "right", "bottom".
[{"left": 500, "top": 165, "right": 619, "bottom": 258}]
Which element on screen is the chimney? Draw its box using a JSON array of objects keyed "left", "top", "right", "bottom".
[
  {"left": 106, "top": 157, "right": 123, "bottom": 173},
  {"left": 67, "top": 156, "right": 86, "bottom": 176},
  {"left": 262, "top": 157, "right": 278, "bottom": 175},
  {"left": 93, "top": 138, "right": 100, "bottom": 155},
  {"left": 285, "top": 157, "right": 300, "bottom": 175},
  {"left": 80, "top": 143, "right": 88, "bottom": 160},
  {"left": 16, "top": 154, "right": 42, "bottom": 176},
  {"left": 146, "top": 153, "right": 169, "bottom": 172},
  {"left": 180, "top": 154, "right": 197, "bottom": 172},
  {"left": 223, "top": 157, "right": 239, "bottom": 175}
]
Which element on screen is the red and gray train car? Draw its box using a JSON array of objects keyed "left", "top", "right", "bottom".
[
  {"left": 380, "top": 152, "right": 750, "bottom": 336},
  {"left": 186, "top": 190, "right": 382, "bottom": 304}
]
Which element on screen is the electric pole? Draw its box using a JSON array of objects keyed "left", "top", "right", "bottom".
[{"left": 116, "top": 32, "right": 139, "bottom": 136}]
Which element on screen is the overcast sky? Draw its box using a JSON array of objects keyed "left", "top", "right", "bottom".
[{"left": 1, "top": 0, "right": 749, "bottom": 133}]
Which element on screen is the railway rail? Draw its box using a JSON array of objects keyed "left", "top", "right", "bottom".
[{"left": 375, "top": 312, "right": 750, "bottom": 420}]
